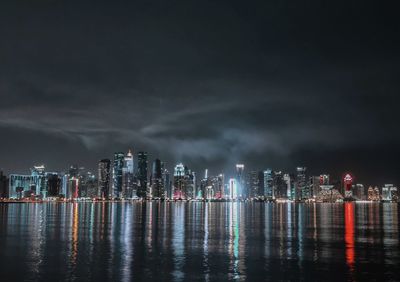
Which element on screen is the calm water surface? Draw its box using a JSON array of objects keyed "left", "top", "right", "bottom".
[{"left": 0, "top": 202, "right": 399, "bottom": 281}]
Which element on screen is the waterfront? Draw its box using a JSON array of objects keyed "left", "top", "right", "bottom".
[{"left": 0, "top": 202, "right": 399, "bottom": 281}]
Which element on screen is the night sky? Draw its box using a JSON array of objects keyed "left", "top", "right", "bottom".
[{"left": 0, "top": 0, "right": 399, "bottom": 185}]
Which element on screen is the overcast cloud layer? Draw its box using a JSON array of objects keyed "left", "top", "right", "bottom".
[{"left": 0, "top": 0, "right": 399, "bottom": 184}]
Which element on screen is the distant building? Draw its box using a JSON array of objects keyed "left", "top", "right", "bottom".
[
  {"left": 273, "top": 171, "right": 287, "bottom": 199},
  {"left": 284, "top": 174, "right": 296, "bottom": 200},
  {"left": 122, "top": 150, "right": 135, "bottom": 198},
  {"left": 352, "top": 184, "right": 365, "bottom": 200},
  {"left": 247, "top": 171, "right": 261, "bottom": 198},
  {"left": 0, "top": 171, "right": 8, "bottom": 198},
  {"left": 47, "top": 173, "right": 62, "bottom": 197},
  {"left": 151, "top": 159, "right": 164, "bottom": 198},
  {"left": 162, "top": 165, "right": 171, "bottom": 199},
  {"left": 367, "top": 186, "right": 380, "bottom": 201},
  {"left": 236, "top": 164, "right": 245, "bottom": 198},
  {"left": 263, "top": 169, "right": 273, "bottom": 199},
  {"left": 98, "top": 159, "right": 111, "bottom": 199},
  {"left": 137, "top": 152, "right": 148, "bottom": 198},
  {"left": 382, "top": 184, "right": 398, "bottom": 202},
  {"left": 296, "top": 167, "right": 308, "bottom": 200},
  {"left": 173, "top": 163, "right": 195, "bottom": 199},
  {"left": 229, "top": 178, "right": 237, "bottom": 200},
  {"left": 112, "top": 152, "right": 124, "bottom": 198}
]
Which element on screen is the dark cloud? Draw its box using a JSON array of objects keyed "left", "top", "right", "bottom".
[{"left": 0, "top": 0, "right": 399, "bottom": 185}]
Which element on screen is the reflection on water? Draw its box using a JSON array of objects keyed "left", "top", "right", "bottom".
[{"left": 0, "top": 202, "right": 399, "bottom": 281}]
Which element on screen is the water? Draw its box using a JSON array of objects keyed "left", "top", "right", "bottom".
[{"left": 0, "top": 202, "right": 398, "bottom": 281}]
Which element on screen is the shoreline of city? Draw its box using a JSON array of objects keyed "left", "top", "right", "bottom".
[{"left": 0, "top": 198, "right": 398, "bottom": 204}]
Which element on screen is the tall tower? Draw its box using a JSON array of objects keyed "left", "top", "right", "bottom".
[
  {"left": 296, "top": 167, "right": 308, "bottom": 200},
  {"left": 98, "top": 159, "right": 111, "bottom": 199},
  {"left": 113, "top": 152, "right": 125, "bottom": 198},
  {"left": 122, "top": 149, "right": 135, "bottom": 198},
  {"left": 151, "top": 159, "right": 164, "bottom": 198},
  {"left": 137, "top": 152, "right": 148, "bottom": 198},
  {"left": 173, "top": 163, "right": 185, "bottom": 199},
  {"left": 263, "top": 169, "right": 273, "bottom": 199},
  {"left": 235, "top": 164, "right": 245, "bottom": 198}
]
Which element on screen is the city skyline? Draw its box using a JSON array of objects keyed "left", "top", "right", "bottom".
[{"left": 1, "top": 147, "right": 398, "bottom": 203}]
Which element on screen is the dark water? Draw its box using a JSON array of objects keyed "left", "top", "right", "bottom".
[{"left": 0, "top": 202, "right": 399, "bottom": 282}]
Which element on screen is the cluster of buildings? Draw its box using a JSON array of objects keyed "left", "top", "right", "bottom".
[{"left": 0, "top": 149, "right": 398, "bottom": 203}]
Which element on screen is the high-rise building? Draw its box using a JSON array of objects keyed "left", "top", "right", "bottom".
[
  {"left": 173, "top": 163, "right": 195, "bottom": 199},
  {"left": 137, "top": 152, "right": 148, "bottom": 198},
  {"left": 67, "top": 176, "right": 79, "bottom": 199},
  {"left": 367, "top": 186, "right": 380, "bottom": 201},
  {"left": 122, "top": 150, "right": 135, "bottom": 198},
  {"left": 352, "top": 184, "right": 365, "bottom": 200},
  {"left": 151, "top": 159, "right": 164, "bottom": 199},
  {"left": 309, "top": 176, "right": 321, "bottom": 199},
  {"left": 47, "top": 173, "right": 62, "bottom": 197},
  {"left": 0, "top": 171, "right": 8, "bottom": 198},
  {"left": 273, "top": 171, "right": 287, "bottom": 199},
  {"left": 229, "top": 178, "right": 237, "bottom": 200},
  {"left": 98, "top": 159, "right": 111, "bottom": 199},
  {"left": 84, "top": 172, "right": 97, "bottom": 198},
  {"left": 235, "top": 164, "right": 245, "bottom": 198},
  {"left": 247, "top": 171, "right": 261, "bottom": 198},
  {"left": 162, "top": 165, "right": 171, "bottom": 199},
  {"left": 263, "top": 169, "right": 273, "bottom": 199},
  {"left": 343, "top": 173, "right": 354, "bottom": 199},
  {"left": 382, "top": 184, "right": 398, "bottom": 202},
  {"left": 112, "top": 152, "right": 124, "bottom": 198},
  {"left": 284, "top": 174, "right": 296, "bottom": 200},
  {"left": 296, "top": 167, "right": 308, "bottom": 200}
]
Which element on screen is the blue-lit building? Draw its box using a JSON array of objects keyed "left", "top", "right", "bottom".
[{"left": 263, "top": 169, "right": 273, "bottom": 199}]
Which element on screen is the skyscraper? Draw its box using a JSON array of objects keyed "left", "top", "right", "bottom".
[
  {"left": 263, "top": 169, "right": 273, "bottom": 199},
  {"left": 235, "top": 164, "right": 245, "bottom": 198},
  {"left": 162, "top": 165, "right": 171, "bottom": 199},
  {"left": 151, "top": 159, "right": 164, "bottom": 199},
  {"left": 112, "top": 152, "right": 125, "bottom": 198},
  {"left": 248, "top": 171, "right": 261, "bottom": 198},
  {"left": 0, "top": 171, "right": 8, "bottom": 198},
  {"left": 229, "top": 178, "right": 237, "bottom": 200},
  {"left": 98, "top": 159, "right": 111, "bottom": 199},
  {"left": 173, "top": 163, "right": 195, "bottom": 199},
  {"left": 122, "top": 150, "right": 135, "bottom": 198},
  {"left": 137, "top": 152, "right": 148, "bottom": 198},
  {"left": 273, "top": 171, "right": 287, "bottom": 199},
  {"left": 296, "top": 167, "right": 308, "bottom": 200}
]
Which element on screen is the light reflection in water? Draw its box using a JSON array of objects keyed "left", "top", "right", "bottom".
[
  {"left": 344, "top": 202, "right": 355, "bottom": 277},
  {"left": 0, "top": 202, "right": 399, "bottom": 282}
]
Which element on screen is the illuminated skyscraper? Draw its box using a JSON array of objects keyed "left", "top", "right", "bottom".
[
  {"left": 263, "top": 169, "right": 273, "bottom": 199},
  {"left": 273, "top": 171, "right": 287, "bottom": 199},
  {"left": 122, "top": 150, "right": 135, "bottom": 198},
  {"left": 246, "top": 171, "right": 261, "bottom": 198},
  {"left": 284, "top": 173, "right": 296, "bottom": 200},
  {"left": 173, "top": 163, "right": 195, "bottom": 199},
  {"left": 229, "top": 178, "right": 237, "bottom": 200},
  {"left": 112, "top": 152, "right": 125, "bottom": 198},
  {"left": 296, "top": 167, "right": 308, "bottom": 200},
  {"left": 137, "top": 152, "right": 148, "bottom": 198},
  {"left": 98, "top": 159, "right": 111, "bottom": 199},
  {"left": 382, "top": 184, "right": 398, "bottom": 202},
  {"left": 162, "top": 166, "right": 171, "bottom": 199},
  {"left": 236, "top": 164, "right": 245, "bottom": 198},
  {"left": 151, "top": 159, "right": 164, "bottom": 198},
  {"left": 352, "top": 184, "right": 365, "bottom": 200}
]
